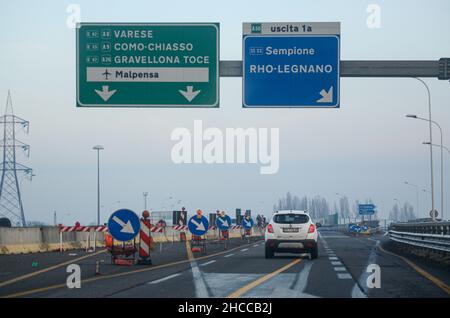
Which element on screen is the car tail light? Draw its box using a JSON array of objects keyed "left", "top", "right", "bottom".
[
  {"left": 267, "top": 224, "right": 274, "bottom": 233},
  {"left": 308, "top": 224, "right": 315, "bottom": 233}
]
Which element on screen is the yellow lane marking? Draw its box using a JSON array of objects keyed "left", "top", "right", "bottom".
[
  {"left": 2, "top": 240, "right": 264, "bottom": 298},
  {"left": 185, "top": 239, "right": 194, "bottom": 261},
  {"left": 0, "top": 249, "right": 106, "bottom": 289},
  {"left": 378, "top": 244, "right": 450, "bottom": 295},
  {"left": 226, "top": 258, "right": 302, "bottom": 298}
]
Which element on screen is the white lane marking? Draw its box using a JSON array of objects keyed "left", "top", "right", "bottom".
[
  {"left": 190, "top": 261, "right": 209, "bottom": 297},
  {"left": 241, "top": 248, "right": 249, "bottom": 252},
  {"left": 329, "top": 257, "right": 338, "bottom": 260},
  {"left": 224, "top": 254, "right": 234, "bottom": 258},
  {"left": 147, "top": 273, "right": 181, "bottom": 284},
  {"left": 334, "top": 267, "right": 347, "bottom": 272},
  {"left": 200, "top": 260, "right": 216, "bottom": 267},
  {"left": 292, "top": 261, "right": 314, "bottom": 297},
  {"left": 253, "top": 244, "right": 259, "bottom": 247},
  {"left": 351, "top": 239, "right": 380, "bottom": 298},
  {"left": 331, "top": 261, "right": 343, "bottom": 266},
  {"left": 338, "top": 273, "right": 352, "bottom": 279}
]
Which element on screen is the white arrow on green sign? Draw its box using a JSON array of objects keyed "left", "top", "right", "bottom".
[{"left": 76, "top": 23, "right": 219, "bottom": 107}]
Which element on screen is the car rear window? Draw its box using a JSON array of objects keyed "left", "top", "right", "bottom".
[{"left": 273, "top": 214, "right": 309, "bottom": 224}]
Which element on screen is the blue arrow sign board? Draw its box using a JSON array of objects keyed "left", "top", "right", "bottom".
[
  {"left": 242, "top": 217, "right": 254, "bottom": 229},
  {"left": 188, "top": 215, "right": 209, "bottom": 236},
  {"left": 216, "top": 215, "right": 232, "bottom": 231},
  {"left": 358, "top": 204, "right": 376, "bottom": 215},
  {"left": 243, "top": 22, "right": 340, "bottom": 108},
  {"left": 107, "top": 209, "right": 140, "bottom": 241}
]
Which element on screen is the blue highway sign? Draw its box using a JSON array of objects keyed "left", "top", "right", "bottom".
[
  {"left": 358, "top": 204, "right": 376, "bottom": 215},
  {"left": 188, "top": 215, "right": 209, "bottom": 236},
  {"left": 243, "top": 22, "right": 340, "bottom": 108},
  {"left": 107, "top": 209, "right": 140, "bottom": 241},
  {"left": 216, "top": 215, "right": 232, "bottom": 231}
]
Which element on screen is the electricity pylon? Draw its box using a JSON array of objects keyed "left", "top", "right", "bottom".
[{"left": 0, "top": 90, "right": 33, "bottom": 226}]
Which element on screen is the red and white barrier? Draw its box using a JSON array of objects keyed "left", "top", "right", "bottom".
[
  {"left": 209, "top": 225, "right": 217, "bottom": 230},
  {"left": 173, "top": 225, "right": 188, "bottom": 231},
  {"left": 94, "top": 226, "right": 108, "bottom": 232},
  {"left": 59, "top": 225, "right": 108, "bottom": 252},
  {"left": 231, "top": 225, "right": 242, "bottom": 230},
  {"left": 138, "top": 219, "right": 152, "bottom": 264},
  {"left": 150, "top": 225, "right": 164, "bottom": 233}
]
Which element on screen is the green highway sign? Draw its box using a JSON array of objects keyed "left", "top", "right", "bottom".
[{"left": 77, "top": 23, "right": 219, "bottom": 107}]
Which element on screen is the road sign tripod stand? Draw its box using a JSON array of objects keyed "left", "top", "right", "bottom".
[
  {"left": 218, "top": 229, "right": 230, "bottom": 250},
  {"left": 108, "top": 237, "right": 137, "bottom": 265},
  {"left": 191, "top": 234, "right": 207, "bottom": 255}
]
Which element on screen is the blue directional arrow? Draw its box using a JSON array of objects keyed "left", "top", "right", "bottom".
[
  {"left": 216, "top": 215, "right": 231, "bottom": 231},
  {"left": 107, "top": 209, "right": 140, "bottom": 241},
  {"left": 188, "top": 215, "right": 209, "bottom": 236},
  {"left": 242, "top": 218, "right": 254, "bottom": 229}
]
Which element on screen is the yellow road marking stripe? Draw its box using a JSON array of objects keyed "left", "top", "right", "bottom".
[
  {"left": 0, "top": 249, "right": 106, "bottom": 289},
  {"left": 378, "top": 244, "right": 450, "bottom": 295},
  {"left": 2, "top": 240, "right": 263, "bottom": 298},
  {"left": 185, "top": 239, "right": 194, "bottom": 261},
  {"left": 226, "top": 258, "right": 302, "bottom": 298}
]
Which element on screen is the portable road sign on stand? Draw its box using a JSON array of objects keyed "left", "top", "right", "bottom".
[
  {"left": 107, "top": 209, "right": 141, "bottom": 265},
  {"left": 188, "top": 215, "right": 209, "bottom": 254}
]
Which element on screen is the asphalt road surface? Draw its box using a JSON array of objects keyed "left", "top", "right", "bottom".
[{"left": 0, "top": 230, "right": 449, "bottom": 298}]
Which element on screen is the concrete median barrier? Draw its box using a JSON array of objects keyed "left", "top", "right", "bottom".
[{"left": 0, "top": 226, "right": 264, "bottom": 255}]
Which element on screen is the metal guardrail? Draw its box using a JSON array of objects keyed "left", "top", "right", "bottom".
[{"left": 388, "top": 222, "right": 450, "bottom": 253}]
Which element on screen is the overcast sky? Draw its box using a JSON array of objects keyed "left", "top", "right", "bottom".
[{"left": 0, "top": 0, "right": 449, "bottom": 225}]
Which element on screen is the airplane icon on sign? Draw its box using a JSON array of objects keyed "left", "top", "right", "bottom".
[{"left": 102, "top": 69, "right": 111, "bottom": 80}]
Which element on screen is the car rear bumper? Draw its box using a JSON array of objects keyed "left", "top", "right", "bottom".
[{"left": 265, "top": 239, "right": 317, "bottom": 253}]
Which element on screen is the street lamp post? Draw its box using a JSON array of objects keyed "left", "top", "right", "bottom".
[
  {"left": 93, "top": 145, "right": 104, "bottom": 225},
  {"left": 143, "top": 192, "right": 149, "bottom": 210},
  {"left": 406, "top": 114, "right": 443, "bottom": 221},
  {"left": 406, "top": 78, "right": 436, "bottom": 221},
  {"left": 404, "top": 181, "right": 420, "bottom": 218},
  {"left": 424, "top": 142, "right": 450, "bottom": 220}
]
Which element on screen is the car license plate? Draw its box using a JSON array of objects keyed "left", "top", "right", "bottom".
[{"left": 282, "top": 227, "right": 299, "bottom": 233}]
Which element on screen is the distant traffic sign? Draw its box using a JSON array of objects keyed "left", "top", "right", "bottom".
[
  {"left": 216, "top": 215, "right": 232, "bottom": 231},
  {"left": 358, "top": 204, "right": 376, "bottom": 215},
  {"left": 77, "top": 23, "right": 219, "bottom": 107},
  {"left": 243, "top": 22, "right": 340, "bottom": 108},
  {"left": 242, "top": 217, "right": 254, "bottom": 229},
  {"left": 107, "top": 209, "right": 140, "bottom": 241},
  {"left": 188, "top": 215, "right": 209, "bottom": 236},
  {"left": 429, "top": 209, "right": 439, "bottom": 218}
]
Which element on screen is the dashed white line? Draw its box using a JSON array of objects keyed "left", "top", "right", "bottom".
[
  {"left": 253, "top": 244, "right": 259, "bottom": 247},
  {"left": 337, "top": 273, "right": 352, "bottom": 279},
  {"left": 331, "top": 261, "right": 343, "bottom": 266},
  {"left": 334, "top": 267, "right": 347, "bottom": 272},
  {"left": 147, "top": 273, "right": 181, "bottom": 284},
  {"left": 224, "top": 253, "right": 234, "bottom": 258},
  {"left": 328, "top": 257, "right": 338, "bottom": 260},
  {"left": 241, "top": 248, "right": 249, "bottom": 252},
  {"left": 199, "top": 260, "right": 216, "bottom": 267}
]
